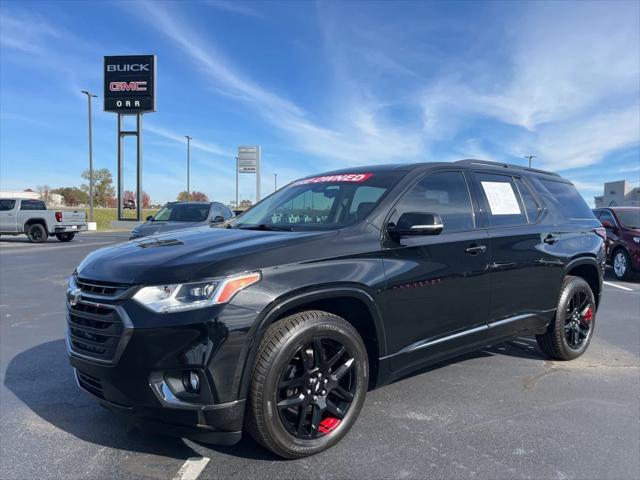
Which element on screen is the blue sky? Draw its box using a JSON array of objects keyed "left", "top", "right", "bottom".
[{"left": 1, "top": 0, "right": 638, "bottom": 205}]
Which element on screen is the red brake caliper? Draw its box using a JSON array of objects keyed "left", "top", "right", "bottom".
[
  {"left": 583, "top": 306, "right": 593, "bottom": 323},
  {"left": 318, "top": 417, "right": 341, "bottom": 434}
]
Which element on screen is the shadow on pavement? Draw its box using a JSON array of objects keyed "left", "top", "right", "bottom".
[
  {"left": 3, "top": 336, "right": 545, "bottom": 462},
  {"left": 4, "top": 339, "right": 197, "bottom": 461}
]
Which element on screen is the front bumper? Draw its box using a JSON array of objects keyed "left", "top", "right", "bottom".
[{"left": 66, "top": 281, "right": 260, "bottom": 444}]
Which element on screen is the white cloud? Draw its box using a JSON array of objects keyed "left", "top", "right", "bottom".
[{"left": 133, "top": 1, "right": 424, "bottom": 166}]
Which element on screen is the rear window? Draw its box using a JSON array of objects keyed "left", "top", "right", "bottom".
[
  {"left": 19, "top": 200, "right": 46, "bottom": 210},
  {"left": 536, "top": 179, "right": 594, "bottom": 220}
]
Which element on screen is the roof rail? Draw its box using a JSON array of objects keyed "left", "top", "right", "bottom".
[{"left": 455, "top": 159, "right": 560, "bottom": 177}]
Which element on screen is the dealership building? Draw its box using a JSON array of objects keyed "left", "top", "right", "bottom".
[{"left": 594, "top": 180, "right": 640, "bottom": 208}]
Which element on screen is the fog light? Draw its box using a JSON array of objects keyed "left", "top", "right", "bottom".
[{"left": 186, "top": 371, "right": 200, "bottom": 393}]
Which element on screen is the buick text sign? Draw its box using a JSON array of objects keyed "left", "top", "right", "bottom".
[{"left": 104, "top": 55, "right": 156, "bottom": 113}]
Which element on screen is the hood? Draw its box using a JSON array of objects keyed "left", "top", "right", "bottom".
[
  {"left": 132, "top": 221, "right": 204, "bottom": 237},
  {"left": 77, "top": 226, "right": 334, "bottom": 284}
]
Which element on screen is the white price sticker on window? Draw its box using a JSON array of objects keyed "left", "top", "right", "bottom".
[{"left": 481, "top": 181, "right": 521, "bottom": 215}]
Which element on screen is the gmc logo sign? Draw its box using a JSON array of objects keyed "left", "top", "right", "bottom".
[{"left": 109, "top": 81, "right": 147, "bottom": 92}]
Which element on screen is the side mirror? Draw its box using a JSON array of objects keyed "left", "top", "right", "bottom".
[
  {"left": 601, "top": 220, "right": 614, "bottom": 229},
  {"left": 146, "top": 215, "right": 154, "bottom": 221},
  {"left": 211, "top": 216, "right": 225, "bottom": 223},
  {"left": 388, "top": 212, "right": 443, "bottom": 238}
]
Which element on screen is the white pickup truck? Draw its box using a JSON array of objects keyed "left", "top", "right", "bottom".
[{"left": 0, "top": 198, "right": 87, "bottom": 242}]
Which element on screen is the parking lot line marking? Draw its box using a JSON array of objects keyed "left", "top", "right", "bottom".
[
  {"left": 603, "top": 281, "right": 634, "bottom": 292},
  {"left": 172, "top": 457, "right": 210, "bottom": 480}
]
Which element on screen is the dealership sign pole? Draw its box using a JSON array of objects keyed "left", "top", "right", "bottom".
[
  {"left": 237, "top": 146, "right": 261, "bottom": 204},
  {"left": 104, "top": 55, "right": 156, "bottom": 221}
]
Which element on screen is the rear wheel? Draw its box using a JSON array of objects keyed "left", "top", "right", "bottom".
[
  {"left": 536, "top": 276, "right": 595, "bottom": 361},
  {"left": 27, "top": 224, "right": 47, "bottom": 243},
  {"left": 55, "top": 233, "right": 75, "bottom": 242},
  {"left": 612, "top": 249, "right": 631, "bottom": 280},
  {"left": 247, "top": 310, "right": 368, "bottom": 459}
]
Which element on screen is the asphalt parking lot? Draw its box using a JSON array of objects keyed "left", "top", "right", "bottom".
[{"left": 1, "top": 232, "right": 639, "bottom": 480}]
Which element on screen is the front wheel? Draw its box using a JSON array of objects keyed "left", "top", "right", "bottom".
[
  {"left": 536, "top": 276, "right": 596, "bottom": 361},
  {"left": 55, "top": 233, "right": 75, "bottom": 242},
  {"left": 612, "top": 249, "right": 631, "bottom": 280},
  {"left": 246, "top": 310, "right": 368, "bottom": 459}
]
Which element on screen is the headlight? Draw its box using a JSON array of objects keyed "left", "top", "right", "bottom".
[
  {"left": 132, "top": 272, "right": 261, "bottom": 313},
  {"left": 633, "top": 237, "right": 640, "bottom": 244}
]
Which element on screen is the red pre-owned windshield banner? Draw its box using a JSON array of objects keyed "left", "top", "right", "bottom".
[{"left": 295, "top": 173, "right": 374, "bottom": 185}]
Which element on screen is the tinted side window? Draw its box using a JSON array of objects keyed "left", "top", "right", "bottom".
[
  {"left": 20, "top": 200, "right": 46, "bottom": 211},
  {"left": 537, "top": 179, "right": 594, "bottom": 220},
  {"left": 598, "top": 210, "right": 615, "bottom": 226},
  {"left": 349, "top": 186, "right": 386, "bottom": 220},
  {"left": 395, "top": 171, "right": 474, "bottom": 232},
  {"left": 223, "top": 206, "right": 233, "bottom": 220},
  {"left": 514, "top": 177, "right": 541, "bottom": 223},
  {"left": 475, "top": 173, "right": 527, "bottom": 227},
  {"left": 0, "top": 199, "right": 16, "bottom": 211}
]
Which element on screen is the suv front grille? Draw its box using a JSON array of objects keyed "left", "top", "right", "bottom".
[
  {"left": 75, "top": 276, "right": 132, "bottom": 298},
  {"left": 67, "top": 302, "right": 124, "bottom": 362}
]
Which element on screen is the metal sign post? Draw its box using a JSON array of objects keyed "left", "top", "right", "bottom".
[
  {"left": 238, "top": 146, "right": 261, "bottom": 203},
  {"left": 104, "top": 55, "right": 156, "bottom": 221}
]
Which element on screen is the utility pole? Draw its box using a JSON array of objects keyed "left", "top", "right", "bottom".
[
  {"left": 185, "top": 136, "right": 192, "bottom": 201},
  {"left": 81, "top": 90, "right": 97, "bottom": 222},
  {"left": 524, "top": 155, "right": 535, "bottom": 168},
  {"left": 274, "top": 173, "right": 278, "bottom": 192},
  {"left": 235, "top": 156, "right": 239, "bottom": 209}
]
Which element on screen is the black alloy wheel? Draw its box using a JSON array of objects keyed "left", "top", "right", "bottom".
[
  {"left": 27, "top": 223, "right": 47, "bottom": 243},
  {"left": 276, "top": 337, "right": 356, "bottom": 439},
  {"left": 247, "top": 310, "right": 368, "bottom": 459},
  {"left": 536, "top": 275, "right": 596, "bottom": 360},
  {"left": 563, "top": 289, "right": 593, "bottom": 349}
]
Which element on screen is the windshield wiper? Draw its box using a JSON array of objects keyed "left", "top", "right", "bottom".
[{"left": 236, "top": 224, "right": 293, "bottom": 231}]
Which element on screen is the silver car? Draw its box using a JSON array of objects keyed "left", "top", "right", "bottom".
[{"left": 129, "top": 201, "right": 233, "bottom": 239}]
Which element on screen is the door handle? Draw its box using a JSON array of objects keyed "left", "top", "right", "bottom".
[
  {"left": 465, "top": 245, "right": 487, "bottom": 255},
  {"left": 543, "top": 234, "right": 559, "bottom": 244}
]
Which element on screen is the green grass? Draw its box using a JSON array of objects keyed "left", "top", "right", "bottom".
[{"left": 64, "top": 208, "right": 159, "bottom": 231}]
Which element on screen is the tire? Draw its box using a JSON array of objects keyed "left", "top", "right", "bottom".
[
  {"left": 536, "top": 276, "right": 596, "bottom": 361},
  {"left": 56, "top": 233, "right": 75, "bottom": 242},
  {"left": 612, "top": 249, "right": 631, "bottom": 281},
  {"left": 27, "top": 223, "right": 47, "bottom": 243},
  {"left": 246, "top": 310, "right": 368, "bottom": 459}
]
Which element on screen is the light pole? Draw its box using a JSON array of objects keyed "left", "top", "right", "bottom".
[
  {"left": 524, "top": 155, "right": 535, "bottom": 168},
  {"left": 185, "top": 136, "right": 192, "bottom": 201},
  {"left": 235, "top": 156, "right": 239, "bottom": 209},
  {"left": 274, "top": 173, "right": 278, "bottom": 192},
  {"left": 81, "top": 90, "right": 97, "bottom": 222}
]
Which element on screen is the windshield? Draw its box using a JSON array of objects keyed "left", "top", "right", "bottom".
[
  {"left": 616, "top": 210, "right": 640, "bottom": 229},
  {"left": 153, "top": 203, "right": 210, "bottom": 222},
  {"left": 230, "top": 171, "right": 403, "bottom": 230}
]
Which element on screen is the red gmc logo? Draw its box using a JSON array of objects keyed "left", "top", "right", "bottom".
[{"left": 109, "top": 81, "right": 147, "bottom": 92}]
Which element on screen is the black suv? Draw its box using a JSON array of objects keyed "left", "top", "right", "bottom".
[{"left": 67, "top": 160, "right": 605, "bottom": 458}]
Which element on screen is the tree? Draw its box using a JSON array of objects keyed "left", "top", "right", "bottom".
[
  {"left": 142, "top": 191, "right": 151, "bottom": 208},
  {"left": 37, "top": 185, "right": 51, "bottom": 204},
  {"left": 81, "top": 168, "right": 115, "bottom": 207},
  {"left": 177, "top": 191, "right": 209, "bottom": 202},
  {"left": 51, "top": 187, "right": 89, "bottom": 206}
]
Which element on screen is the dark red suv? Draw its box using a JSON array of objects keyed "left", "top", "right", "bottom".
[{"left": 593, "top": 207, "right": 640, "bottom": 280}]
